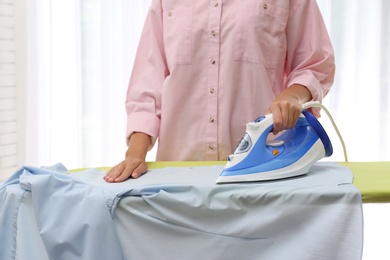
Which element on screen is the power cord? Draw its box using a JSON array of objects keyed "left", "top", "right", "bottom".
[{"left": 301, "top": 101, "right": 348, "bottom": 162}]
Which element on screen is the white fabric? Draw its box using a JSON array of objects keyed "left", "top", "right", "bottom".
[
  {"left": 0, "top": 162, "right": 363, "bottom": 260},
  {"left": 114, "top": 163, "right": 364, "bottom": 260}
]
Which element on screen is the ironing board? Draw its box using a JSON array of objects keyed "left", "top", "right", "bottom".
[{"left": 78, "top": 161, "right": 390, "bottom": 203}]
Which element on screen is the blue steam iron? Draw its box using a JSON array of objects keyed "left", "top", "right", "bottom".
[{"left": 216, "top": 109, "right": 333, "bottom": 184}]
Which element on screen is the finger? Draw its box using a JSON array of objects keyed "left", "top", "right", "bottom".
[
  {"left": 113, "top": 161, "right": 141, "bottom": 182},
  {"left": 287, "top": 106, "right": 301, "bottom": 129},
  {"left": 107, "top": 162, "right": 132, "bottom": 183},
  {"left": 292, "top": 107, "right": 301, "bottom": 127},
  {"left": 284, "top": 108, "right": 294, "bottom": 129},
  {"left": 280, "top": 103, "right": 290, "bottom": 130},
  {"left": 131, "top": 163, "right": 147, "bottom": 179},
  {"left": 272, "top": 106, "right": 283, "bottom": 135},
  {"left": 104, "top": 163, "right": 125, "bottom": 182},
  {"left": 280, "top": 102, "right": 301, "bottom": 129}
]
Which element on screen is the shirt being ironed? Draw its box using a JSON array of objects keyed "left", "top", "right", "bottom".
[{"left": 125, "top": 0, "right": 335, "bottom": 161}]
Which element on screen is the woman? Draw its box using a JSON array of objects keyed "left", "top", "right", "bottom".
[{"left": 104, "top": 0, "right": 335, "bottom": 183}]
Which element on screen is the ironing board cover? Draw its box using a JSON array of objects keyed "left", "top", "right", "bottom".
[{"left": 77, "top": 161, "right": 390, "bottom": 203}]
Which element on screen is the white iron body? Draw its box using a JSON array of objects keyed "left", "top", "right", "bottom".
[{"left": 216, "top": 110, "right": 333, "bottom": 184}]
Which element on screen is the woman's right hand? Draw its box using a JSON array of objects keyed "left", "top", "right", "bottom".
[{"left": 103, "top": 132, "right": 150, "bottom": 183}]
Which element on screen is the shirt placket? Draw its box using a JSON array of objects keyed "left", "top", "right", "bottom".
[{"left": 206, "top": 1, "right": 222, "bottom": 160}]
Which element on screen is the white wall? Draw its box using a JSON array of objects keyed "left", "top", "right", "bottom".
[{"left": 0, "top": 0, "right": 25, "bottom": 180}]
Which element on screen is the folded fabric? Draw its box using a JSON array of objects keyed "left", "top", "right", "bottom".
[
  {"left": 0, "top": 164, "right": 124, "bottom": 260},
  {"left": 0, "top": 162, "right": 363, "bottom": 260}
]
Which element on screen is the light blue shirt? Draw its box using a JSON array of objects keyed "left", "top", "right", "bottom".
[{"left": 1, "top": 162, "right": 363, "bottom": 260}]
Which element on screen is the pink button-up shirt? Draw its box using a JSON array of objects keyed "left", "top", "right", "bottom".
[{"left": 126, "top": 0, "right": 335, "bottom": 161}]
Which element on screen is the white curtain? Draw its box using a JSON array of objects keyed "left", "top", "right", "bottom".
[
  {"left": 25, "top": 0, "right": 152, "bottom": 169},
  {"left": 25, "top": 0, "right": 82, "bottom": 168},
  {"left": 317, "top": 0, "right": 390, "bottom": 163}
]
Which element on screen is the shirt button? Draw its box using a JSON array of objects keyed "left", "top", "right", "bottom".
[
  {"left": 214, "top": 3, "right": 219, "bottom": 7},
  {"left": 210, "top": 88, "right": 215, "bottom": 94},
  {"left": 263, "top": 4, "right": 267, "bottom": 10},
  {"left": 168, "top": 11, "right": 173, "bottom": 16},
  {"left": 209, "top": 144, "right": 215, "bottom": 150},
  {"left": 211, "top": 30, "right": 217, "bottom": 37},
  {"left": 211, "top": 59, "right": 216, "bottom": 64},
  {"left": 210, "top": 117, "right": 215, "bottom": 123}
]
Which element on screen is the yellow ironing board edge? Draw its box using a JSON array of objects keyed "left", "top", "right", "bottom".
[
  {"left": 69, "top": 161, "right": 226, "bottom": 173},
  {"left": 339, "top": 161, "right": 390, "bottom": 203},
  {"left": 70, "top": 161, "right": 390, "bottom": 203}
]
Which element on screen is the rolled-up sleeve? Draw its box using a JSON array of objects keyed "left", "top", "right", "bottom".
[
  {"left": 125, "top": 0, "right": 168, "bottom": 144},
  {"left": 285, "top": 0, "right": 335, "bottom": 115}
]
